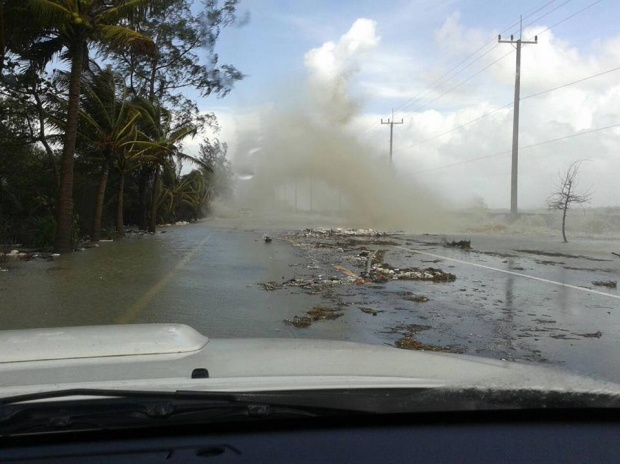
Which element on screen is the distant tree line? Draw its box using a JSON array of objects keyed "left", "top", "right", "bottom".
[{"left": 0, "top": 0, "right": 242, "bottom": 251}]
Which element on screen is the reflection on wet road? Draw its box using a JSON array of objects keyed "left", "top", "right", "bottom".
[{"left": 1, "top": 220, "right": 618, "bottom": 383}]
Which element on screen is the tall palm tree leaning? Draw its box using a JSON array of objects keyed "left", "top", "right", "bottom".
[
  {"left": 77, "top": 67, "right": 141, "bottom": 241},
  {"left": 133, "top": 98, "right": 210, "bottom": 233},
  {"left": 4, "top": 0, "right": 156, "bottom": 252}
]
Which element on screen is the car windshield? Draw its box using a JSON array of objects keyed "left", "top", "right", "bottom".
[{"left": 0, "top": 0, "right": 619, "bottom": 399}]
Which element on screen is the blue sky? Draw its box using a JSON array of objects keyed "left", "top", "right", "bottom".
[
  {"left": 212, "top": 0, "right": 617, "bottom": 111},
  {"left": 195, "top": 0, "right": 620, "bottom": 210}
]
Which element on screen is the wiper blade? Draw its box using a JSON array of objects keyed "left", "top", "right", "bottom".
[
  {"left": 0, "top": 389, "right": 359, "bottom": 437},
  {"left": 0, "top": 388, "right": 238, "bottom": 406}
]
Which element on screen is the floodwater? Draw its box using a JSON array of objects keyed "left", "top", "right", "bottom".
[
  {"left": 0, "top": 223, "right": 310, "bottom": 337},
  {"left": 1, "top": 218, "right": 619, "bottom": 383}
]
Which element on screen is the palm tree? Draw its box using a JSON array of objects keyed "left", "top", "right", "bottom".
[
  {"left": 4, "top": 0, "right": 156, "bottom": 251},
  {"left": 113, "top": 141, "right": 142, "bottom": 236},
  {"left": 132, "top": 98, "right": 208, "bottom": 232},
  {"left": 158, "top": 167, "right": 212, "bottom": 223},
  {"left": 77, "top": 67, "right": 141, "bottom": 241}
]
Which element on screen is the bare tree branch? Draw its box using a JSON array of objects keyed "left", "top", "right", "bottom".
[{"left": 547, "top": 160, "right": 593, "bottom": 242}]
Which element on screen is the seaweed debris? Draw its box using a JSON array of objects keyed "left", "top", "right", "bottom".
[
  {"left": 284, "top": 304, "right": 344, "bottom": 328},
  {"left": 592, "top": 280, "right": 617, "bottom": 288},
  {"left": 442, "top": 238, "right": 471, "bottom": 250}
]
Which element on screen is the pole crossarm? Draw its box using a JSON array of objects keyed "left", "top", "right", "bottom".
[{"left": 381, "top": 109, "right": 404, "bottom": 164}]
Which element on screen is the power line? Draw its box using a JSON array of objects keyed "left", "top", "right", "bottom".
[
  {"left": 416, "top": 122, "right": 620, "bottom": 174},
  {"left": 409, "top": 50, "right": 515, "bottom": 114},
  {"left": 518, "top": 0, "right": 574, "bottom": 34},
  {"left": 408, "top": 0, "right": 597, "bottom": 118},
  {"left": 522, "top": 64, "right": 620, "bottom": 100},
  {"left": 393, "top": 63, "right": 620, "bottom": 154},
  {"left": 396, "top": 0, "right": 563, "bottom": 115},
  {"left": 398, "top": 45, "right": 508, "bottom": 113},
  {"left": 363, "top": 0, "right": 602, "bottom": 145},
  {"left": 393, "top": 102, "right": 513, "bottom": 154},
  {"left": 523, "top": 0, "right": 603, "bottom": 40},
  {"left": 362, "top": 0, "right": 564, "bottom": 136}
]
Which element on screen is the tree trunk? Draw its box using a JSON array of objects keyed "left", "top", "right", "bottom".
[
  {"left": 148, "top": 167, "right": 160, "bottom": 233},
  {"left": 137, "top": 169, "right": 148, "bottom": 230},
  {"left": 561, "top": 202, "right": 568, "bottom": 243},
  {"left": 54, "top": 37, "right": 86, "bottom": 252},
  {"left": 91, "top": 161, "right": 109, "bottom": 242},
  {"left": 116, "top": 170, "right": 125, "bottom": 236},
  {"left": 33, "top": 91, "right": 59, "bottom": 187}
]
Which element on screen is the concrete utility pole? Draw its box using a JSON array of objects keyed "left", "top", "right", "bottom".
[
  {"left": 499, "top": 16, "right": 537, "bottom": 218},
  {"left": 381, "top": 109, "right": 403, "bottom": 164}
]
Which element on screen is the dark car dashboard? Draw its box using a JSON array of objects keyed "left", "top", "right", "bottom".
[{"left": 1, "top": 408, "right": 619, "bottom": 463}]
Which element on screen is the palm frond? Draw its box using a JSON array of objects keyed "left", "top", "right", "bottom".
[
  {"left": 97, "top": 24, "right": 156, "bottom": 56},
  {"left": 25, "top": 36, "right": 66, "bottom": 69},
  {"left": 99, "top": 0, "right": 152, "bottom": 23},
  {"left": 26, "top": 0, "right": 72, "bottom": 26},
  {"left": 176, "top": 150, "right": 211, "bottom": 171}
]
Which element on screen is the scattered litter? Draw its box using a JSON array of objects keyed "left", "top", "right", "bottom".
[
  {"left": 395, "top": 337, "right": 455, "bottom": 352},
  {"left": 574, "top": 331, "right": 603, "bottom": 338},
  {"left": 442, "top": 238, "right": 471, "bottom": 250},
  {"left": 516, "top": 250, "right": 611, "bottom": 262},
  {"left": 284, "top": 304, "right": 344, "bottom": 328},
  {"left": 299, "top": 228, "right": 386, "bottom": 238},
  {"left": 359, "top": 307, "right": 383, "bottom": 316},
  {"left": 533, "top": 319, "right": 557, "bottom": 324},
  {"left": 283, "top": 316, "right": 312, "bottom": 328},
  {"left": 387, "top": 323, "right": 459, "bottom": 353},
  {"left": 371, "top": 265, "right": 456, "bottom": 283},
  {"left": 402, "top": 295, "right": 429, "bottom": 303},
  {"left": 333, "top": 264, "right": 359, "bottom": 279},
  {"left": 307, "top": 304, "right": 343, "bottom": 321},
  {"left": 592, "top": 280, "right": 617, "bottom": 288},
  {"left": 261, "top": 276, "right": 352, "bottom": 294}
]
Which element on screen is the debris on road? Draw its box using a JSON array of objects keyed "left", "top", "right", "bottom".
[
  {"left": 592, "top": 280, "right": 617, "bottom": 288},
  {"left": 574, "top": 331, "right": 603, "bottom": 338},
  {"left": 359, "top": 307, "right": 383, "bottom": 316},
  {"left": 360, "top": 247, "right": 457, "bottom": 283},
  {"left": 516, "top": 249, "right": 611, "bottom": 262},
  {"left": 283, "top": 316, "right": 313, "bottom": 328},
  {"left": 442, "top": 238, "right": 471, "bottom": 250},
  {"left": 402, "top": 295, "right": 430, "bottom": 303},
  {"left": 261, "top": 275, "right": 353, "bottom": 294},
  {"left": 387, "top": 323, "right": 460, "bottom": 353},
  {"left": 307, "top": 304, "right": 344, "bottom": 320},
  {"left": 284, "top": 304, "right": 344, "bottom": 328},
  {"left": 0, "top": 250, "right": 59, "bottom": 262},
  {"left": 370, "top": 264, "right": 456, "bottom": 283},
  {"left": 299, "top": 228, "right": 386, "bottom": 238}
]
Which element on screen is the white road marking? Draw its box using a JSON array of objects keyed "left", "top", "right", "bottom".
[{"left": 394, "top": 245, "right": 620, "bottom": 301}]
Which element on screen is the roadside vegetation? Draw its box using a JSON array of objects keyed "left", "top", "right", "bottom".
[{"left": 0, "top": 0, "right": 241, "bottom": 251}]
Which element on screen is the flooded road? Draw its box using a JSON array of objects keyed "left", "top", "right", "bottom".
[
  {"left": 0, "top": 223, "right": 310, "bottom": 337},
  {"left": 1, "top": 218, "right": 619, "bottom": 383}
]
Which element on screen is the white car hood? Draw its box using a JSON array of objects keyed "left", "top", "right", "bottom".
[{"left": 0, "top": 324, "right": 614, "bottom": 397}]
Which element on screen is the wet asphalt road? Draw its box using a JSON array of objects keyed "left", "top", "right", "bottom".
[{"left": 1, "top": 217, "right": 619, "bottom": 383}]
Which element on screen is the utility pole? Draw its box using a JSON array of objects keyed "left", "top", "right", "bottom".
[
  {"left": 499, "top": 16, "right": 537, "bottom": 218},
  {"left": 381, "top": 109, "right": 403, "bottom": 164}
]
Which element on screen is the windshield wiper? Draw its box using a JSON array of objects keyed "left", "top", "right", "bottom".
[{"left": 0, "top": 389, "right": 364, "bottom": 436}]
